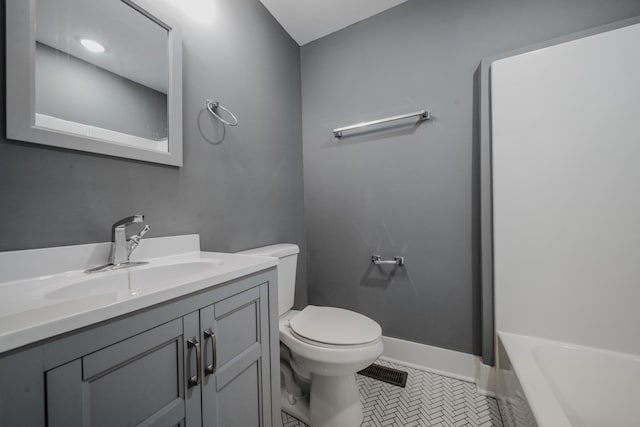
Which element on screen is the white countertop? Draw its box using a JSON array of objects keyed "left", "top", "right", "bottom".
[{"left": 0, "top": 235, "right": 277, "bottom": 354}]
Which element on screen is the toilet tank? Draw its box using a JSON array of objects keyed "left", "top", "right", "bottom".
[{"left": 237, "top": 244, "right": 299, "bottom": 316}]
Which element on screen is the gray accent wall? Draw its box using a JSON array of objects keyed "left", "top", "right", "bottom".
[
  {"left": 301, "top": 0, "right": 640, "bottom": 355},
  {"left": 1, "top": 0, "right": 307, "bottom": 306},
  {"left": 36, "top": 42, "right": 168, "bottom": 140}
]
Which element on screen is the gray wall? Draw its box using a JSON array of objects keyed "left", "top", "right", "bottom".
[
  {"left": 36, "top": 42, "right": 168, "bottom": 140},
  {"left": 1, "top": 0, "right": 307, "bottom": 307},
  {"left": 301, "top": 0, "right": 640, "bottom": 354}
]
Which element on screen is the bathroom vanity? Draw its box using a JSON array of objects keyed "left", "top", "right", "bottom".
[{"left": 0, "top": 235, "right": 280, "bottom": 427}]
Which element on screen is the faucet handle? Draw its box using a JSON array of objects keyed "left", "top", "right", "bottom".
[
  {"left": 136, "top": 224, "right": 150, "bottom": 239},
  {"left": 127, "top": 224, "right": 151, "bottom": 257},
  {"left": 130, "top": 224, "right": 150, "bottom": 242}
]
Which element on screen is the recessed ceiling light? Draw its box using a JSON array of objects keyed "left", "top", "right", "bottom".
[{"left": 79, "top": 38, "right": 106, "bottom": 53}]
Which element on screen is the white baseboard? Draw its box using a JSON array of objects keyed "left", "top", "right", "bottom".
[{"left": 381, "top": 336, "right": 496, "bottom": 396}]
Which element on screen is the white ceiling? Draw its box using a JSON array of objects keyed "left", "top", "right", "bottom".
[
  {"left": 36, "top": 0, "right": 168, "bottom": 93},
  {"left": 259, "top": 0, "right": 409, "bottom": 45}
]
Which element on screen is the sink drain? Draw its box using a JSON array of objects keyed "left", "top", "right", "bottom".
[{"left": 358, "top": 363, "right": 408, "bottom": 388}]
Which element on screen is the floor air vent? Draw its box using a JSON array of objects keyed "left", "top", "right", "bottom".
[{"left": 357, "top": 363, "right": 408, "bottom": 388}]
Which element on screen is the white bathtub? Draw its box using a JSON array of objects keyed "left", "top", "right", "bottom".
[{"left": 497, "top": 332, "right": 640, "bottom": 427}]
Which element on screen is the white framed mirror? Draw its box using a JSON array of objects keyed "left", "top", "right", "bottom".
[{"left": 6, "top": 0, "right": 183, "bottom": 166}]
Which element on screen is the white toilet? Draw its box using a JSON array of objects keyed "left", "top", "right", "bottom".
[{"left": 239, "top": 244, "right": 383, "bottom": 427}]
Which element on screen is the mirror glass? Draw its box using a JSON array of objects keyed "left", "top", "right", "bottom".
[{"left": 35, "top": 0, "right": 169, "bottom": 152}]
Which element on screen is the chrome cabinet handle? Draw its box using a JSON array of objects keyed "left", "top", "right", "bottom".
[
  {"left": 204, "top": 329, "right": 217, "bottom": 376},
  {"left": 371, "top": 255, "right": 405, "bottom": 266},
  {"left": 187, "top": 338, "right": 201, "bottom": 388}
]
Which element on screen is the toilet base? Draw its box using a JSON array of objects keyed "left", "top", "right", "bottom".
[
  {"left": 310, "top": 373, "right": 363, "bottom": 427},
  {"left": 281, "top": 387, "right": 311, "bottom": 425}
]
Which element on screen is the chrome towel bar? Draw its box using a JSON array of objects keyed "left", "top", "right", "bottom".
[
  {"left": 372, "top": 255, "right": 405, "bottom": 266},
  {"left": 333, "top": 110, "right": 430, "bottom": 138}
]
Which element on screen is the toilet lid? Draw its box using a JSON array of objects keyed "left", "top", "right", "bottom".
[{"left": 289, "top": 306, "right": 381, "bottom": 345}]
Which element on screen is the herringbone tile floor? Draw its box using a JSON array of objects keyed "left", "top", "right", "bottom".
[{"left": 281, "top": 359, "right": 503, "bottom": 427}]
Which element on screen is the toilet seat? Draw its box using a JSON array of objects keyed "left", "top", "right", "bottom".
[{"left": 289, "top": 306, "right": 381, "bottom": 346}]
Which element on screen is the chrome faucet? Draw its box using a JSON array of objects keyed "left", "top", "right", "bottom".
[
  {"left": 86, "top": 215, "right": 151, "bottom": 273},
  {"left": 110, "top": 215, "right": 150, "bottom": 265}
]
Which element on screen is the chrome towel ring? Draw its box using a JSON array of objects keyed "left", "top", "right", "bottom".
[{"left": 205, "top": 99, "right": 238, "bottom": 126}]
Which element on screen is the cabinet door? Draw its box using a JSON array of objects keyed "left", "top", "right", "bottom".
[
  {"left": 200, "top": 284, "right": 271, "bottom": 427},
  {"left": 47, "top": 318, "right": 188, "bottom": 427}
]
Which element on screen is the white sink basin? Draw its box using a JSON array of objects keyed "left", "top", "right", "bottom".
[{"left": 45, "top": 260, "right": 225, "bottom": 301}]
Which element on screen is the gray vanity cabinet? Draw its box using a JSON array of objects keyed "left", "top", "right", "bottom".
[{"left": 0, "top": 269, "right": 280, "bottom": 427}]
